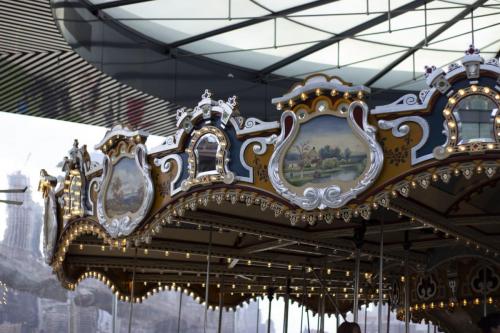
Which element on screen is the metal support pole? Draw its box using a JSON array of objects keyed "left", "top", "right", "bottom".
[
  {"left": 353, "top": 247, "right": 361, "bottom": 322},
  {"left": 483, "top": 267, "right": 488, "bottom": 317},
  {"left": 112, "top": 293, "right": 118, "bottom": 333},
  {"left": 404, "top": 232, "right": 411, "bottom": 333},
  {"left": 256, "top": 297, "right": 260, "bottom": 333},
  {"left": 311, "top": 270, "right": 346, "bottom": 322},
  {"left": 306, "top": 307, "right": 311, "bottom": 333},
  {"left": 364, "top": 297, "right": 368, "bottom": 333},
  {"left": 316, "top": 293, "right": 321, "bottom": 332},
  {"left": 386, "top": 300, "right": 391, "bottom": 333},
  {"left": 267, "top": 289, "right": 274, "bottom": 333},
  {"left": 378, "top": 220, "right": 384, "bottom": 333},
  {"left": 218, "top": 275, "right": 225, "bottom": 333},
  {"left": 177, "top": 291, "right": 183, "bottom": 333},
  {"left": 299, "top": 297, "right": 304, "bottom": 333},
  {"left": 320, "top": 290, "right": 325, "bottom": 333},
  {"left": 204, "top": 226, "right": 213, "bottom": 333},
  {"left": 128, "top": 247, "right": 137, "bottom": 333},
  {"left": 283, "top": 278, "right": 290, "bottom": 333}
]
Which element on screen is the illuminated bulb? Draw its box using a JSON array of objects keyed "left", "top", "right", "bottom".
[
  {"left": 165, "top": 251, "right": 169, "bottom": 256},
  {"left": 448, "top": 121, "right": 456, "bottom": 128},
  {"left": 227, "top": 257, "right": 232, "bottom": 264},
  {"left": 267, "top": 262, "right": 272, "bottom": 268},
  {"left": 346, "top": 271, "right": 350, "bottom": 277},
  {"left": 79, "top": 244, "right": 83, "bottom": 250},
  {"left": 288, "top": 264, "right": 292, "bottom": 271},
  {"left": 484, "top": 87, "right": 490, "bottom": 93},
  {"left": 232, "top": 284, "right": 236, "bottom": 289},
  {"left": 449, "top": 97, "right": 456, "bottom": 104},
  {"left": 327, "top": 268, "right": 331, "bottom": 275},
  {"left": 101, "top": 245, "right": 105, "bottom": 252},
  {"left": 315, "top": 88, "right": 321, "bottom": 96},
  {"left": 458, "top": 89, "right": 465, "bottom": 96},
  {"left": 144, "top": 248, "right": 148, "bottom": 255},
  {"left": 300, "top": 93, "right": 307, "bottom": 101},
  {"left": 443, "top": 109, "right": 451, "bottom": 116},
  {"left": 471, "top": 85, "right": 478, "bottom": 92},
  {"left": 186, "top": 253, "right": 190, "bottom": 259},
  {"left": 247, "top": 260, "right": 252, "bottom": 266}
]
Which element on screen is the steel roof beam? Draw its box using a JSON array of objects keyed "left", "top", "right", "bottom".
[
  {"left": 365, "top": 0, "right": 488, "bottom": 86},
  {"left": 93, "top": 0, "right": 156, "bottom": 10},
  {"left": 257, "top": 0, "right": 432, "bottom": 76},
  {"left": 167, "top": 0, "right": 339, "bottom": 50}
]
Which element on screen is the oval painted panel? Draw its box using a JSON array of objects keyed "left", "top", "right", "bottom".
[
  {"left": 282, "top": 115, "right": 368, "bottom": 188},
  {"left": 104, "top": 157, "right": 145, "bottom": 217}
]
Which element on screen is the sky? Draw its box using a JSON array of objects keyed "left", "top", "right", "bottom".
[{"left": 0, "top": 112, "right": 164, "bottom": 241}]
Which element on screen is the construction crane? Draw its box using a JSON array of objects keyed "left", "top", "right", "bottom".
[{"left": 0, "top": 187, "right": 27, "bottom": 205}]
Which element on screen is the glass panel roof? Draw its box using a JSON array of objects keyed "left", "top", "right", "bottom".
[{"left": 91, "top": 0, "right": 500, "bottom": 89}]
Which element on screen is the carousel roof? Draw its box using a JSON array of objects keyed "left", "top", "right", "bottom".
[
  {"left": 87, "top": 0, "right": 500, "bottom": 90},
  {"left": 39, "top": 47, "right": 500, "bottom": 332}
]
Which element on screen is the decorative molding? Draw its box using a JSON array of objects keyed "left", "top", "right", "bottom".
[
  {"left": 39, "top": 169, "right": 58, "bottom": 265},
  {"left": 271, "top": 74, "right": 370, "bottom": 105},
  {"left": 238, "top": 135, "right": 278, "bottom": 183},
  {"left": 96, "top": 143, "right": 154, "bottom": 238},
  {"left": 268, "top": 100, "right": 383, "bottom": 210},
  {"left": 433, "top": 85, "right": 500, "bottom": 160},
  {"left": 154, "top": 154, "right": 183, "bottom": 196},
  {"left": 181, "top": 126, "right": 234, "bottom": 191},
  {"left": 378, "top": 116, "right": 430, "bottom": 165}
]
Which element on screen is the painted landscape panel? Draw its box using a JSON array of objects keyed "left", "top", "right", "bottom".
[
  {"left": 105, "top": 157, "right": 145, "bottom": 216},
  {"left": 282, "top": 115, "right": 368, "bottom": 187}
]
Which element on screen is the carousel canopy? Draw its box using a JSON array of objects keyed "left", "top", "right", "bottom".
[{"left": 39, "top": 46, "right": 500, "bottom": 332}]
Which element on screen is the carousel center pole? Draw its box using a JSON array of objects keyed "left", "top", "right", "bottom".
[
  {"left": 378, "top": 219, "right": 384, "bottom": 333},
  {"left": 127, "top": 247, "right": 138, "bottom": 333},
  {"left": 204, "top": 226, "right": 213, "bottom": 333}
]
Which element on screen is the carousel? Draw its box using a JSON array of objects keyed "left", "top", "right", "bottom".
[{"left": 39, "top": 46, "right": 500, "bottom": 333}]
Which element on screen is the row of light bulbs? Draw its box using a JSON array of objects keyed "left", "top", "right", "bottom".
[
  {"left": 275, "top": 89, "right": 365, "bottom": 110},
  {"left": 411, "top": 297, "right": 495, "bottom": 312}
]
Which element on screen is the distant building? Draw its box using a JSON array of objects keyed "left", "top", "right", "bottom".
[{"left": 3, "top": 171, "right": 42, "bottom": 257}]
